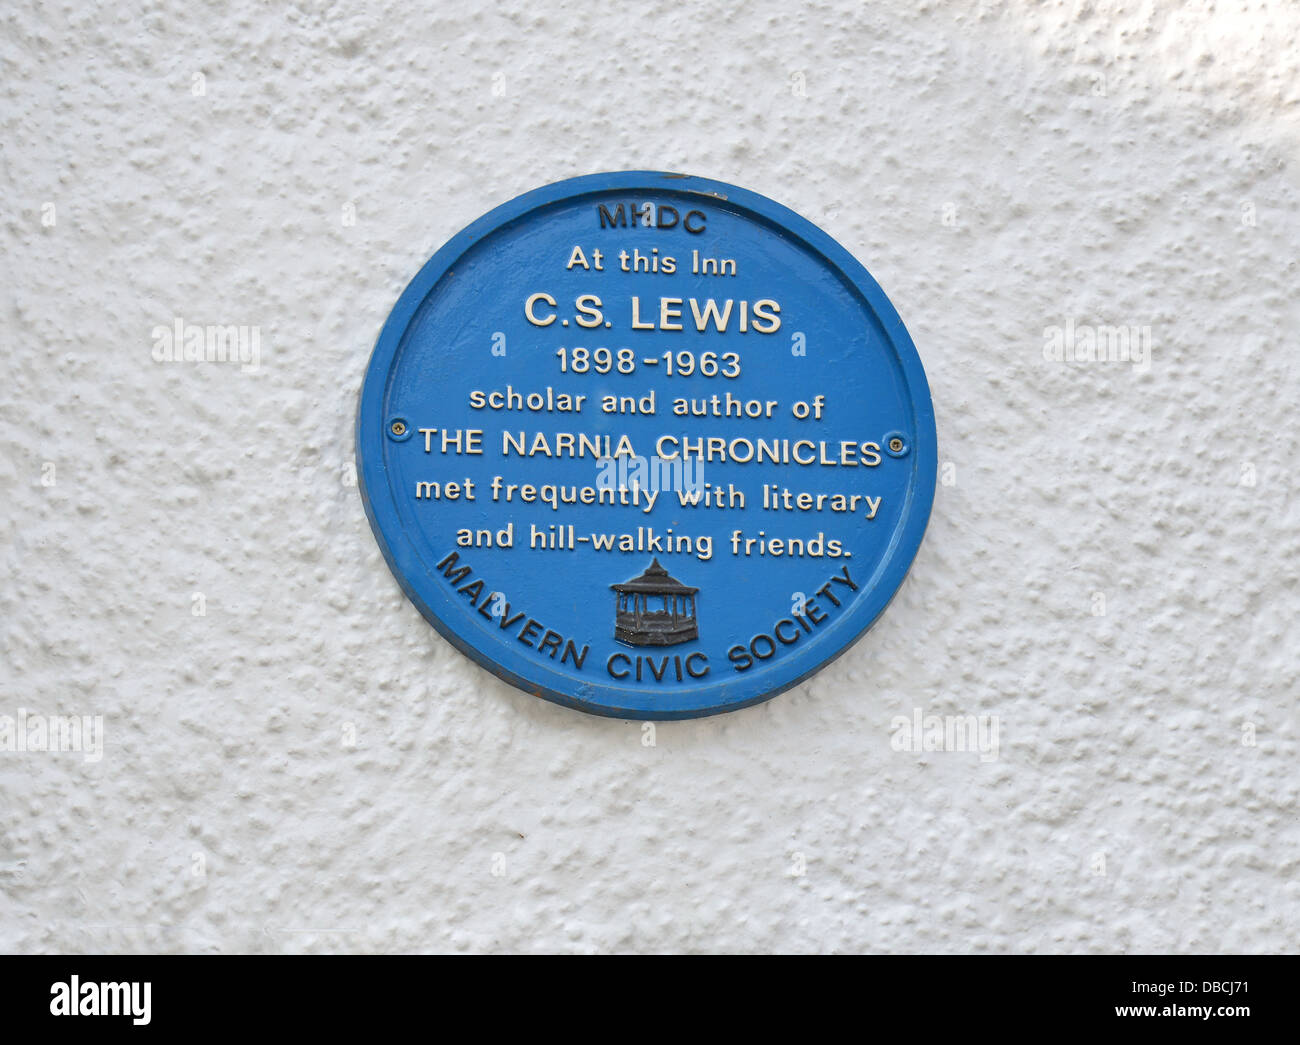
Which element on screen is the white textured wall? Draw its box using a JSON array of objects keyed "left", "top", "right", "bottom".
[{"left": 3, "top": 1, "right": 1297, "bottom": 954}]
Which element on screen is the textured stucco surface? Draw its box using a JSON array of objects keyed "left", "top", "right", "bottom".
[{"left": 2, "top": 1, "right": 1297, "bottom": 954}]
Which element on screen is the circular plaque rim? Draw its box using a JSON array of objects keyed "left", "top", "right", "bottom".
[{"left": 356, "top": 171, "right": 937, "bottom": 719}]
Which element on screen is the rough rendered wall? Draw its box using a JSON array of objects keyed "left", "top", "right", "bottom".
[{"left": 2, "top": 1, "right": 1297, "bottom": 954}]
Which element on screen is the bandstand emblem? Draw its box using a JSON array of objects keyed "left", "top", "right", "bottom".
[{"left": 611, "top": 559, "right": 700, "bottom": 647}]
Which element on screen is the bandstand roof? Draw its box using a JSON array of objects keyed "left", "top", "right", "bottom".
[{"left": 611, "top": 558, "right": 698, "bottom": 594}]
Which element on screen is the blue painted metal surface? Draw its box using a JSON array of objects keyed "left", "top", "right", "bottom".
[{"left": 357, "top": 172, "right": 937, "bottom": 719}]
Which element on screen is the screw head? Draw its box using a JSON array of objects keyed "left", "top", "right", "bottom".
[
  {"left": 390, "top": 420, "right": 407, "bottom": 436},
  {"left": 882, "top": 430, "right": 910, "bottom": 458}
]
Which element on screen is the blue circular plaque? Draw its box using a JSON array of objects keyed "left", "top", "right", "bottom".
[{"left": 357, "top": 172, "right": 936, "bottom": 719}]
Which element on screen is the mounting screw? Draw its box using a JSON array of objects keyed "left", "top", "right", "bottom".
[
  {"left": 883, "top": 430, "right": 910, "bottom": 458},
  {"left": 387, "top": 416, "right": 412, "bottom": 442}
]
